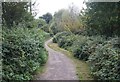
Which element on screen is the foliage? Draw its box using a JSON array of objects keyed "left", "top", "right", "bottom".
[
  {"left": 52, "top": 9, "right": 83, "bottom": 34},
  {"left": 53, "top": 32, "right": 120, "bottom": 80},
  {"left": 2, "top": 2, "right": 29, "bottom": 27},
  {"left": 53, "top": 33, "right": 90, "bottom": 60},
  {"left": 57, "top": 35, "right": 76, "bottom": 49},
  {"left": 2, "top": 27, "right": 48, "bottom": 81},
  {"left": 50, "top": 1, "right": 120, "bottom": 80},
  {"left": 40, "top": 13, "right": 53, "bottom": 24},
  {"left": 71, "top": 35, "right": 90, "bottom": 60},
  {"left": 61, "top": 9, "right": 82, "bottom": 33},
  {"left": 37, "top": 18, "right": 46, "bottom": 28},
  {"left": 72, "top": 36, "right": 106, "bottom": 60},
  {"left": 83, "top": 2, "right": 120, "bottom": 36},
  {"left": 41, "top": 24, "right": 50, "bottom": 33},
  {"left": 53, "top": 31, "right": 71, "bottom": 43},
  {"left": 88, "top": 37, "right": 120, "bottom": 80},
  {"left": 49, "top": 22, "right": 59, "bottom": 35},
  {"left": 20, "top": 12, "right": 35, "bottom": 28}
]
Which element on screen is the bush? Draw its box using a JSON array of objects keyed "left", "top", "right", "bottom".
[
  {"left": 72, "top": 36, "right": 120, "bottom": 79},
  {"left": 88, "top": 37, "right": 120, "bottom": 80},
  {"left": 53, "top": 32, "right": 120, "bottom": 80},
  {"left": 57, "top": 35, "right": 75, "bottom": 48},
  {"left": 2, "top": 27, "right": 48, "bottom": 81},
  {"left": 53, "top": 31, "right": 71, "bottom": 43},
  {"left": 41, "top": 24, "right": 50, "bottom": 33},
  {"left": 68, "top": 35, "right": 105, "bottom": 60},
  {"left": 73, "top": 36, "right": 89, "bottom": 60}
]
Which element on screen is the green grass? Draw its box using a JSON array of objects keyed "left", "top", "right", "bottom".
[{"left": 48, "top": 42, "right": 93, "bottom": 80}]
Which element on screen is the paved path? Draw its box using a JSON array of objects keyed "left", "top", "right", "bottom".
[{"left": 35, "top": 38, "right": 78, "bottom": 80}]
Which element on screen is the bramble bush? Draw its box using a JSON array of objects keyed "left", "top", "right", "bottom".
[
  {"left": 53, "top": 32, "right": 120, "bottom": 80},
  {"left": 88, "top": 37, "right": 120, "bottom": 80},
  {"left": 70, "top": 35, "right": 90, "bottom": 60},
  {"left": 72, "top": 36, "right": 106, "bottom": 60},
  {"left": 2, "top": 27, "right": 48, "bottom": 81},
  {"left": 41, "top": 24, "right": 50, "bottom": 33},
  {"left": 53, "top": 31, "right": 71, "bottom": 43}
]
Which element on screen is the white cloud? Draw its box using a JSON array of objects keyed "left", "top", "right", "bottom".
[{"left": 32, "top": 0, "right": 85, "bottom": 18}]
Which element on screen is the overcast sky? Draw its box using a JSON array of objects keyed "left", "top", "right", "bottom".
[{"left": 32, "top": 0, "right": 85, "bottom": 18}]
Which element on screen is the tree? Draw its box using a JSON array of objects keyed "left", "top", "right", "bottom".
[
  {"left": 52, "top": 9, "right": 82, "bottom": 33},
  {"left": 40, "top": 13, "right": 52, "bottom": 24},
  {"left": 2, "top": 2, "right": 29, "bottom": 27},
  {"left": 84, "top": 2, "right": 120, "bottom": 36}
]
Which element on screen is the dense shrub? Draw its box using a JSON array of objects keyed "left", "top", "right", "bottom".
[
  {"left": 41, "top": 24, "right": 50, "bottom": 33},
  {"left": 71, "top": 35, "right": 90, "bottom": 60},
  {"left": 88, "top": 37, "right": 120, "bottom": 80},
  {"left": 57, "top": 35, "right": 104, "bottom": 60},
  {"left": 2, "top": 27, "right": 48, "bottom": 81},
  {"left": 54, "top": 34, "right": 91, "bottom": 60},
  {"left": 75, "top": 36, "right": 105, "bottom": 60},
  {"left": 58, "top": 35, "right": 75, "bottom": 49},
  {"left": 53, "top": 31, "right": 71, "bottom": 43},
  {"left": 53, "top": 33, "right": 120, "bottom": 80}
]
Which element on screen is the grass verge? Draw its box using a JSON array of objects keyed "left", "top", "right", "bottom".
[{"left": 48, "top": 42, "right": 93, "bottom": 80}]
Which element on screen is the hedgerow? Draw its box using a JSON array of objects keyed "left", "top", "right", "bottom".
[
  {"left": 88, "top": 37, "right": 120, "bottom": 80},
  {"left": 53, "top": 32, "right": 120, "bottom": 80},
  {"left": 2, "top": 27, "right": 48, "bottom": 81}
]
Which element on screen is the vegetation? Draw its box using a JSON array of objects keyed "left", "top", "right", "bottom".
[
  {"left": 39, "top": 13, "right": 53, "bottom": 24},
  {"left": 1, "top": 2, "right": 49, "bottom": 81},
  {"left": 2, "top": 2, "right": 33, "bottom": 27},
  {"left": 49, "top": 9, "right": 82, "bottom": 34},
  {"left": 83, "top": 2, "right": 120, "bottom": 36},
  {"left": 52, "top": 2, "right": 120, "bottom": 80},
  {"left": 53, "top": 33, "right": 120, "bottom": 80},
  {"left": 2, "top": 27, "right": 48, "bottom": 81},
  {"left": 1, "top": 0, "right": 120, "bottom": 81}
]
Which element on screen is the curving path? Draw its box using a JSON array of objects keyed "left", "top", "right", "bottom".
[{"left": 35, "top": 38, "right": 78, "bottom": 80}]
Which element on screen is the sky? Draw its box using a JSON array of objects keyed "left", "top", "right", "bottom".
[{"left": 33, "top": 0, "right": 85, "bottom": 18}]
